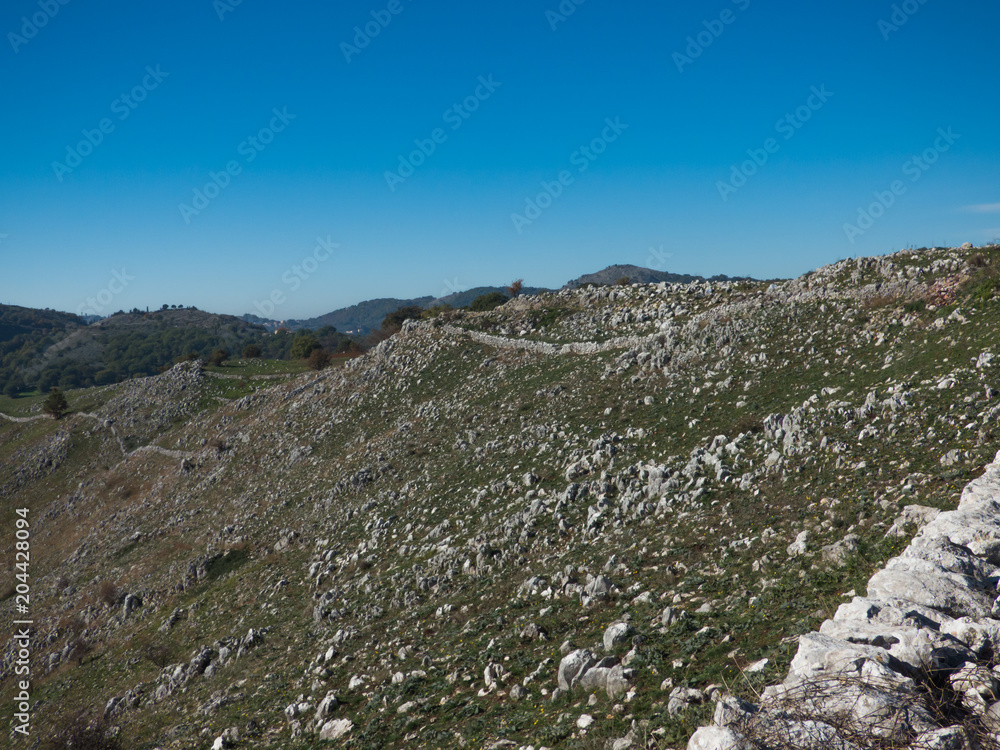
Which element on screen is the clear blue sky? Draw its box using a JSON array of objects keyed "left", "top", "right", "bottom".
[{"left": 2, "top": 0, "right": 998, "bottom": 319}]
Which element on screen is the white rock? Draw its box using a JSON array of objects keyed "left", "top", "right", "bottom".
[
  {"left": 318, "top": 718, "right": 354, "bottom": 740},
  {"left": 557, "top": 649, "right": 596, "bottom": 691},
  {"left": 786, "top": 530, "right": 811, "bottom": 556},
  {"left": 687, "top": 726, "right": 745, "bottom": 750},
  {"left": 745, "top": 658, "right": 768, "bottom": 673},
  {"left": 603, "top": 622, "right": 635, "bottom": 652}
]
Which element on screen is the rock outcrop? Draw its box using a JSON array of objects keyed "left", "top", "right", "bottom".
[{"left": 690, "top": 450, "right": 1000, "bottom": 749}]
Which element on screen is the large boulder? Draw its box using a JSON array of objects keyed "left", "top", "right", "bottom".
[
  {"left": 603, "top": 622, "right": 636, "bottom": 652},
  {"left": 557, "top": 649, "right": 597, "bottom": 691}
]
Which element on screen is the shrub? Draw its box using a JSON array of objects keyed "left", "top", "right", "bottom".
[
  {"left": 209, "top": 348, "right": 230, "bottom": 366},
  {"left": 97, "top": 580, "right": 119, "bottom": 608},
  {"left": 43, "top": 388, "right": 69, "bottom": 419},
  {"left": 421, "top": 304, "right": 453, "bottom": 319},
  {"left": 41, "top": 714, "right": 123, "bottom": 750},
  {"left": 382, "top": 306, "right": 424, "bottom": 330},
  {"left": 506, "top": 279, "right": 524, "bottom": 297},
  {"left": 290, "top": 332, "right": 320, "bottom": 359},
  {"left": 469, "top": 292, "right": 508, "bottom": 312},
  {"left": 307, "top": 348, "right": 331, "bottom": 370},
  {"left": 141, "top": 641, "right": 173, "bottom": 668},
  {"left": 242, "top": 343, "right": 262, "bottom": 358}
]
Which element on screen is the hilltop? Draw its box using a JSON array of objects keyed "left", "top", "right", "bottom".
[
  {"left": 561, "top": 265, "right": 745, "bottom": 290},
  {"left": 2, "top": 244, "right": 999, "bottom": 749}
]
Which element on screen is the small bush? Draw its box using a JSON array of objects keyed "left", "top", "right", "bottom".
[
  {"left": 44, "top": 388, "right": 69, "bottom": 419},
  {"left": 242, "top": 343, "right": 262, "bottom": 358},
  {"left": 307, "top": 348, "right": 331, "bottom": 370},
  {"left": 470, "top": 291, "right": 508, "bottom": 312},
  {"left": 97, "top": 581, "right": 119, "bottom": 608},
  {"left": 141, "top": 641, "right": 173, "bottom": 668},
  {"left": 381, "top": 306, "right": 424, "bottom": 330},
  {"left": 902, "top": 299, "right": 926, "bottom": 314},
  {"left": 421, "top": 304, "right": 453, "bottom": 319},
  {"left": 41, "top": 714, "right": 123, "bottom": 750},
  {"left": 209, "top": 348, "right": 230, "bottom": 366}
]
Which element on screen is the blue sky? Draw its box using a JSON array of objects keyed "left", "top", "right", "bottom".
[{"left": 1, "top": 0, "right": 998, "bottom": 319}]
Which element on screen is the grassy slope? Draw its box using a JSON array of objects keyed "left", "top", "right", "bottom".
[{"left": 1, "top": 245, "right": 999, "bottom": 749}]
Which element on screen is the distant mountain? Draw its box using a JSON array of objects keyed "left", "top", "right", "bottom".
[{"left": 561, "top": 264, "right": 743, "bottom": 289}]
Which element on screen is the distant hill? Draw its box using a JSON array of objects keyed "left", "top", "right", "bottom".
[
  {"left": 431, "top": 285, "right": 547, "bottom": 310},
  {"left": 0, "top": 307, "right": 286, "bottom": 394},
  {"left": 284, "top": 297, "right": 435, "bottom": 334},
  {"left": 0, "top": 304, "right": 84, "bottom": 343},
  {"left": 562, "top": 264, "right": 746, "bottom": 289},
  {"left": 279, "top": 287, "right": 548, "bottom": 335},
  {"left": 0, "top": 304, "right": 87, "bottom": 395}
]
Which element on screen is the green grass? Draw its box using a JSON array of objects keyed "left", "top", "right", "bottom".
[{"left": 204, "top": 357, "right": 311, "bottom": 376}]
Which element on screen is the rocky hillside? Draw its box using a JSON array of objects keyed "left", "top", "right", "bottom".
[{"left": 2, "top": 244, "right": 1000, "bottom": 750}]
